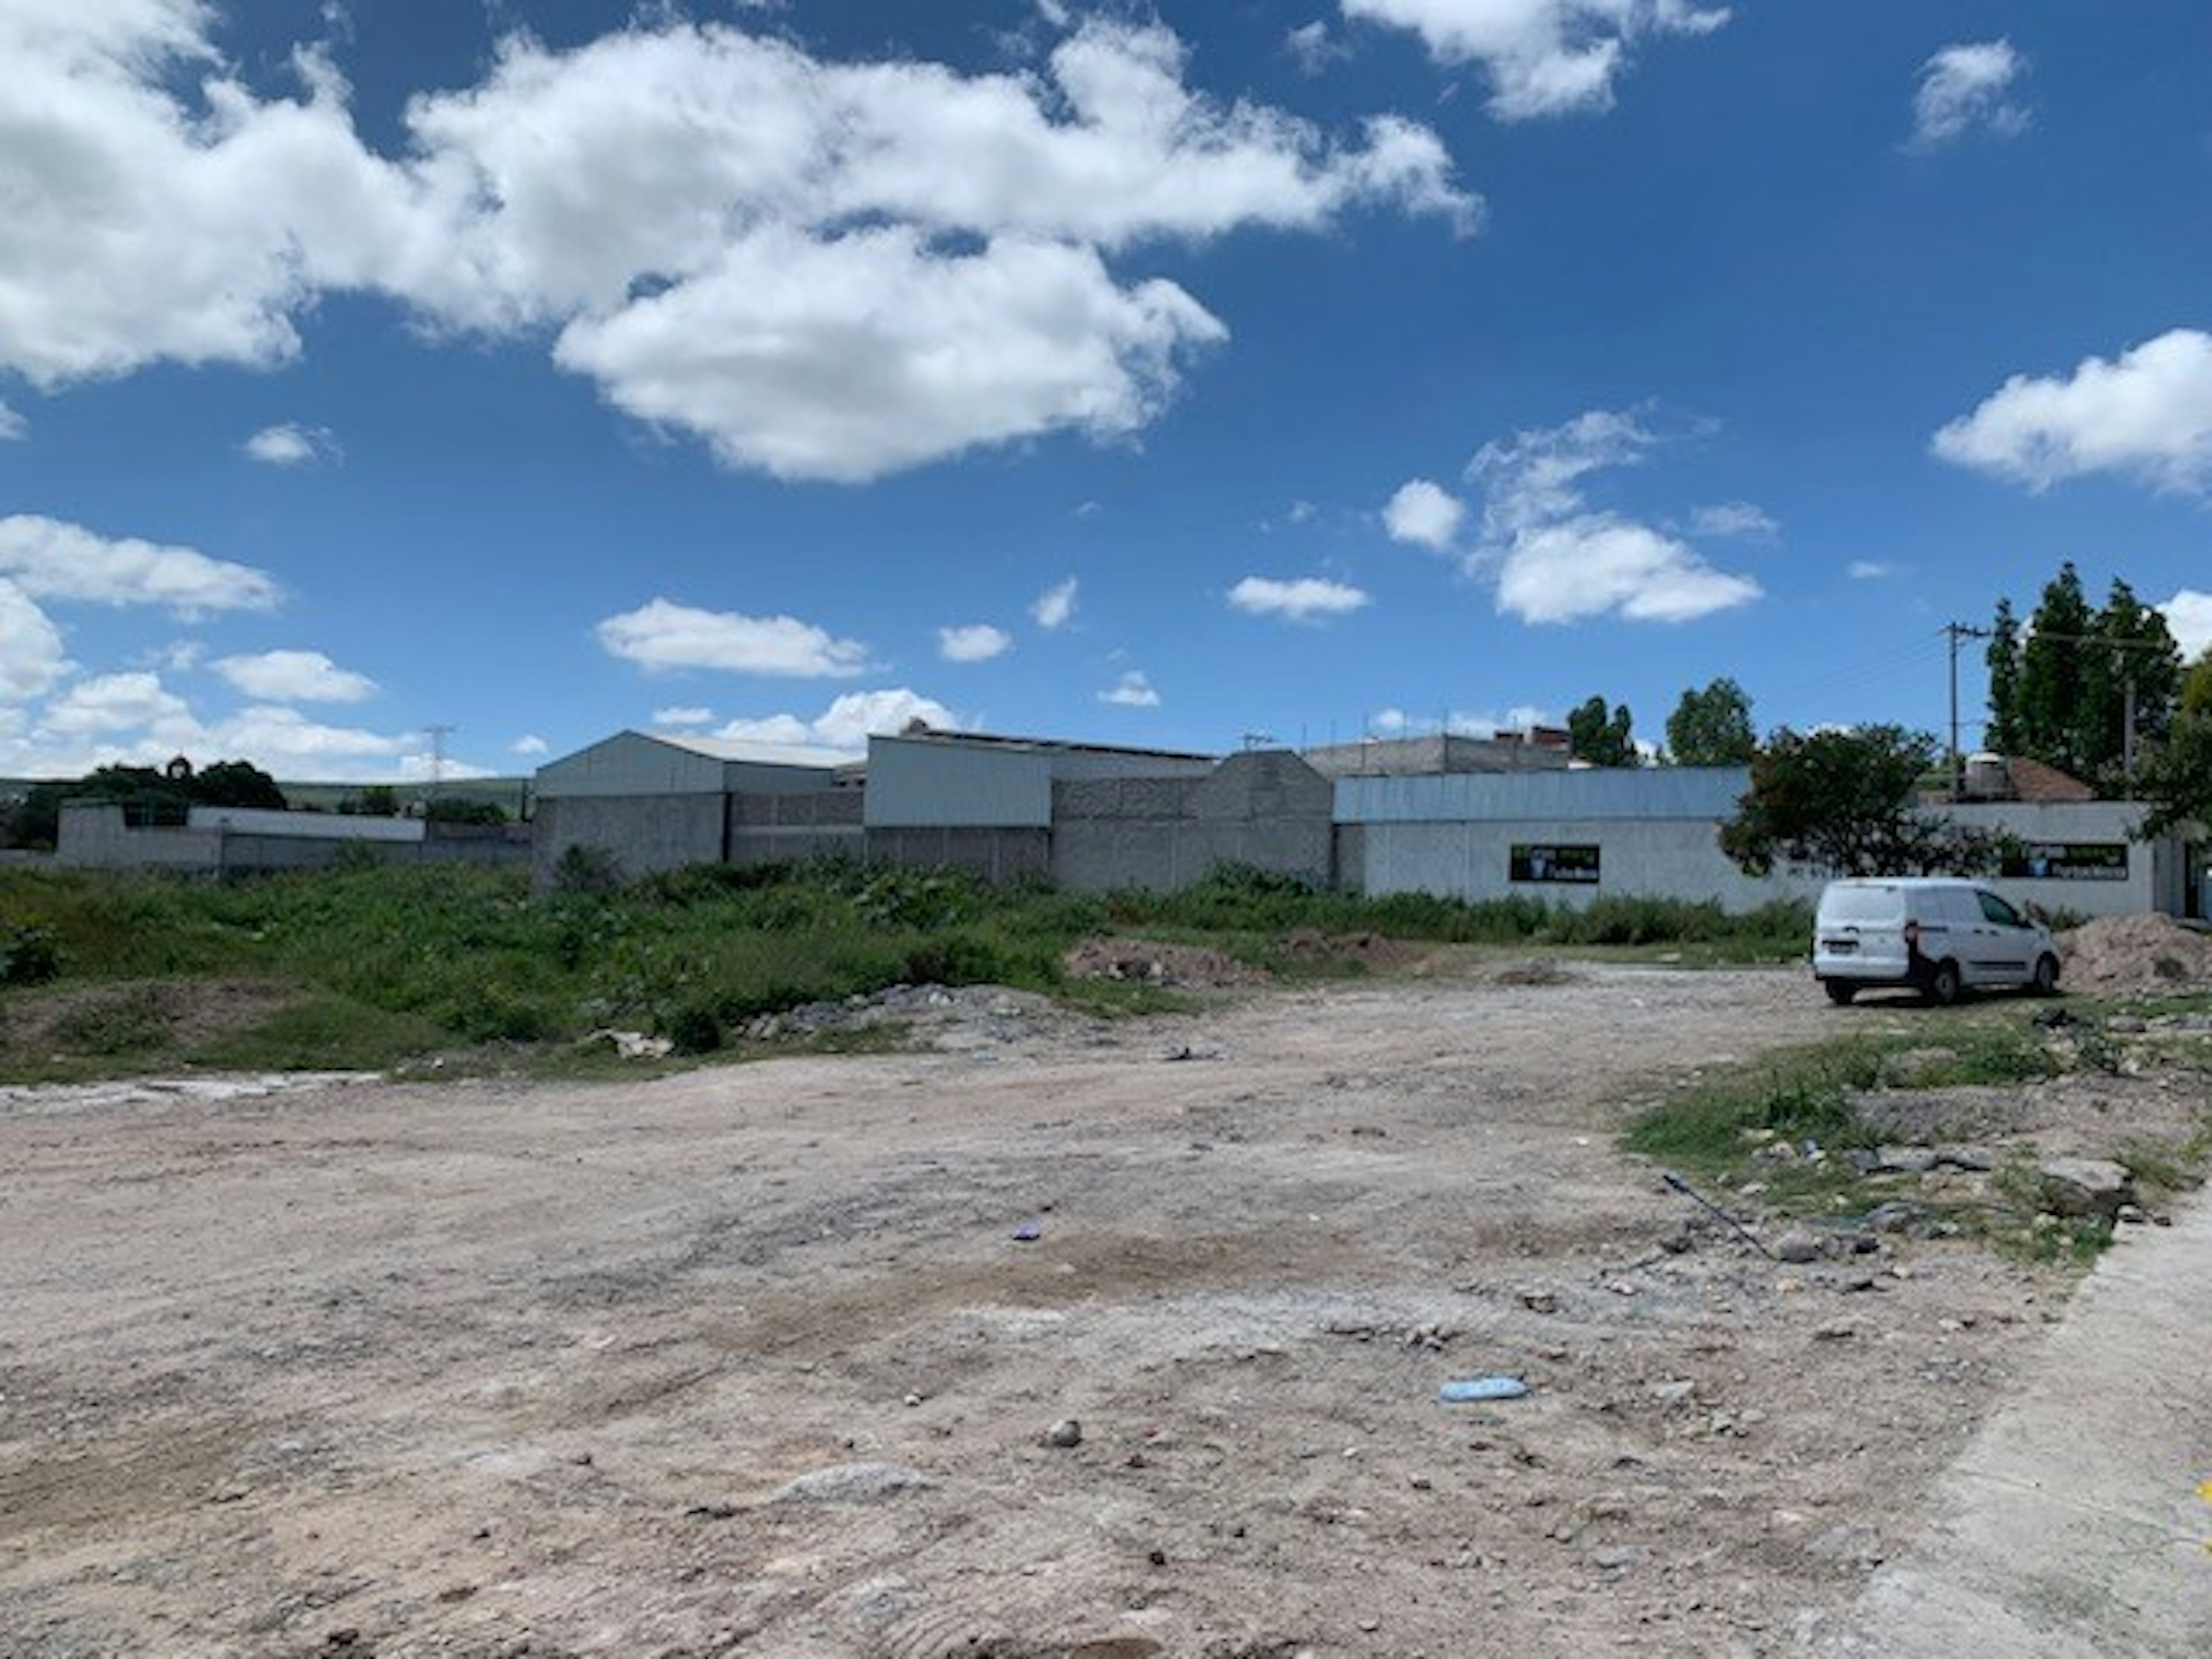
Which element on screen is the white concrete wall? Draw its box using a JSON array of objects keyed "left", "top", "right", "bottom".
[
  {"left": 1358, "top": 816, "right": 1819, "bottom": 910},
  {"left": 1349, "top": 798, "right": 2181, "bottom": 918}
]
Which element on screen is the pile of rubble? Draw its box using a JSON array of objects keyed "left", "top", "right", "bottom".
[{"left": 2057, "top": 912, "right": 2212, "bottom": 994}]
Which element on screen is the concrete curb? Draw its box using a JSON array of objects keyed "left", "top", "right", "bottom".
[{"left": 1815, "top": 1194, "right": 2212, "bottom": 1656}]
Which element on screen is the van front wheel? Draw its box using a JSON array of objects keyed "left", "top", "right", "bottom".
[{"left": 2032, "top": 953, "right": 2061, "bottom": 996}]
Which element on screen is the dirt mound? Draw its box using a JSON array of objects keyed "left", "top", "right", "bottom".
[
  {"left": 2058, "top": 912, "right": 2212, "bottom": 993},
  {"left": 1275, "top": 929, "right": 1415, "bottom": 971},
  {"left": 1060, "top": 937, "right": 1268, "bottom": 989}
]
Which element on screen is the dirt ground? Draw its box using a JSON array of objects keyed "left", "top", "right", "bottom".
[{"left": 0, "top": 963, "right": 2191, "bottom": 1658}]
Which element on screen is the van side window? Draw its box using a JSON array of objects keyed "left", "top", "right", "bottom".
[{"left": 1978, "top": 891, "right": 2022, "bottom": 927}]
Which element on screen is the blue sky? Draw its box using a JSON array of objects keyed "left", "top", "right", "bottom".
[{"left": 2, "top": 1, "right": 2208, "bottom": 782}]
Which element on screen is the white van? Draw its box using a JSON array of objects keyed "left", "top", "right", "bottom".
[{"left": 1812, "top": 877, "right": 2059, "bottom": 1005}]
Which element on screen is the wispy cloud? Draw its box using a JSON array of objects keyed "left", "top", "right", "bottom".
[
  {"left": 1910, "top": 40, "right": 2029, "bottom": 150},
  {"left": 1032, "top": 577, "right": 1080, "bottom": 631},
  {"left": 1099, "top": 669, "right": 1160, "bottom": 707},
  {"left": 1466, "top": 409, "right": 1761, "bottom": 624},
  {"left": 1228, "top": 575, "right": 1371, "bottom": 622},
  {"left": 938, "top": 623, "right": 1014, "bottom": 662},
  {"left": 243, "top": 422, "right": 341, "bottom": 467}
]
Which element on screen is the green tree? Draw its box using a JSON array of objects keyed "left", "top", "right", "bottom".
[
  {"left": 2181, "top": 651, "right": 2212, "bottom": 719},
  {"left": 1663, "top": 677, "right": 1756, "bottom": 765},
  {"left": 1566, "top": 695, "right": 1638, "bottom": 767},
  {"left": 1718, "top": 725, "right": 1996, "bottom": 877},
  {"left": 190, "top": 759, "right": 287, "bottom": 810},
  {"left": 1984, "top": 598, "right": 2022, "bottom": 756},
  {"left": 2136, "top": 704, "right": 2212, "bottom": 838},
  {"left": 1993, "top": 566, "right": 2182, "bottom": 787}
]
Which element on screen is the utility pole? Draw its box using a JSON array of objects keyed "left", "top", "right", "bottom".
[
  {"left": 423, "top": 724, "right": 456, "bottom": 809},
  {"left": 1944, "top": 622, "right": 1991, "bottom": 798}
]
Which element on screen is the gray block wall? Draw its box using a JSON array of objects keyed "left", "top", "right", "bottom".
[
  {"left": 866, "top": 827, "right": 1051, "bottom": 883},
  {"left": 533, "top": 793, "right": 725, "bottom": 887},
  {"left": 1051, "top": 751, "right": 1334, "bottom": 892},
  {"left": 729, "top": 790, "right": 867, "bottom": 868}
]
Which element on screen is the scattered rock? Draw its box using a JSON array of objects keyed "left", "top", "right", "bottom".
[
  {"left": 1045, "top": 1419, "right": 1084, "bottom": 1449},
  {"left": 1770, "top": 1230, "right": 1821, "bottom": 1265},
  {"left": 1518, "top": 1288, "right": 1559, "bottom": 1315},
  {"left": 772, "top": 1462, "right": 933, "bottom": 1504},
  {"left": 1877, "top": 1047, "right": 1959, "bottom": 1088},
  {"left": 2036, "top": 1157, "right": 2136, "bottom": 1222}
]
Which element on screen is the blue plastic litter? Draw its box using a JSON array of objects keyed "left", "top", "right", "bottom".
[
  {"left": 1009, "top": 1220, "right": 1043, "bottom": 1242},
  {"left": 1438, "top": 1375, "right": 1530, "bottom": 1403}
]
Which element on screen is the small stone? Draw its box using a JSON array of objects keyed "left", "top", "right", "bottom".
[
  {"left": 2117, "top": 1203, "right": 2149, "bottom": 1225},
  {"left": 1148, "top": 1548, "right": 1168, "bottom": 1567},
  {"left": 1045, "top": 1418, "right": 1084, "bottom": 1449},
  {"left": 1520, "top": 1288, "right": 1559, "bottom": 1315},
  {"left": 1594, "top": 1545, "right": 1649, "bottom": 1572},
  {"left": 1812, "top": 1322, "right": 1855, "bottom": 1341},
  {"left": 903, "top": 1392, "right": 924, "bottom": 1408},
  {"left": 1771, "top": 1230, "right": 1821, "bottom": 1265}
]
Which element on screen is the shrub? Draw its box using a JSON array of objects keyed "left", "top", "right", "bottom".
[
  {"left": 552, "top": 843, "right": 625, "bottom": 896},
  {"left": 1, "top": 922, "right": 61, "bottom": 986}
]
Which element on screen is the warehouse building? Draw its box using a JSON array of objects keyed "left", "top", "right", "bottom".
[{"left": 532, "top": 730, "right": 2198, "bottom": 919}]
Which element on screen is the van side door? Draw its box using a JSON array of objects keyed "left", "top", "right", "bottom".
[{"left": 1972, "top": 888, "right": 2034, "bottom": 982}]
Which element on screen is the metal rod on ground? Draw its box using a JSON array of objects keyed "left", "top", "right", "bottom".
[{"left": 1662, "top": 1171, "right": 1778, "bottom": 1259}]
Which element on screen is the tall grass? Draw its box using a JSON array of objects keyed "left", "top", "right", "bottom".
[{"left": 0, "top": 859, "right": 1814, "bottom": 1075}]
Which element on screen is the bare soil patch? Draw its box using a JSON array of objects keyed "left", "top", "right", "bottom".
[
  {"left": 0, "top": 966, "right": 2192, "bottom": 1658},
  {"left": 0, "top": 975, "right": 297, "bottom": 1062}
]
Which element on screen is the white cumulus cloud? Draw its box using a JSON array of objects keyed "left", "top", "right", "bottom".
[
  {"left": 1100, "top": 669, "right": 1161, "bottom": 707},
  {"left": 1932, "top": 328, "right": 2212, "bottom": 497},
  {"left": 1465, "top": 408, "right": 1760, "bottom": 623},
  {"left": 1, "top": 7, "right": 1475, "bottom": 481},
  {"left": 1340, "top": 0, "right": 1731, "bottom": 120},
  {"left": 1910, "top": 40, "right": 2029, "bottom": 150},
  {"left": 511, "top": 733, "right": 551, "bottom": 757},
  {"left": 2161, "top": 591, "right": 2212, "bottom": 662},
  {"left": 243, "top": 422, "right": 340, "bottom": 466},
  {"left": 718, "top": 688, "right": 957, "bottom": 753},
  {"left": 1032, "top": 577, "right": 1080, "bottom": 630},
  {"left": 0, "top": 515, "right": 279, "bottom": 617},
  {"left": 1382, "top": 478, "right": 1466, "bottom": 550},
  {"left": 938, "top": 623, "right": 1014, "bottom": 662},
  {"left": 210, "top": 649, "right": 377, "bottom": 703},
  {"left": 651, "top": 706, "right": 715, "bottom": 728},
  {"left": 0, "top": 581, "right": 71, "bottom": 699},
  {"left": 1228, "top": 575, "right": 1371, "bottom": 622},
  {"left": 597, "top": 599, "right": 872, "bottom": 677},
  {"left": 0, "top": 400, "right": 24, "bottom": 440}
]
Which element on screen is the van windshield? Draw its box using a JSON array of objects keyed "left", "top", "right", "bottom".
[{"left": 1822, "top": 886, "right": 1904, "bottom": 924}]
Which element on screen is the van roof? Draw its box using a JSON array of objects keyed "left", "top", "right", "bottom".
[{"left": 1822, "top": 876, "right": 1985, "bottom": 889}]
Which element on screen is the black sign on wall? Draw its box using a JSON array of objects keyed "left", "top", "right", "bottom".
[
  {"left": 1510, "top": 843, "right": 1600, "bottom": 884},
  {"left": 1998, "top": 842, "right": 2129, "bottom": 881}
]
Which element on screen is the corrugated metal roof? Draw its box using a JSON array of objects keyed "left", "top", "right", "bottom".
[
  {"left": 646, "top": 732, "right": 859, "bottom": 768},
  {"left": 1338, "top": 766, "right": 1751, "bottom": 823}
]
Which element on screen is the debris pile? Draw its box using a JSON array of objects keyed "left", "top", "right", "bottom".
[
  {"left": 1060, "top": 937, "right": 1267, "bottom": 988},
  {"left": 2056, "top": 913, "right": 2212, "bottom": 993}
]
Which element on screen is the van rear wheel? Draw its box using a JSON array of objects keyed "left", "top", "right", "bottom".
[
  {"left": 1923, "top": 959, "right": 1963, "bottom": 1006},
  {"left": 1823, "top": 979, "right": 1858, "bottom": 1005}
]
